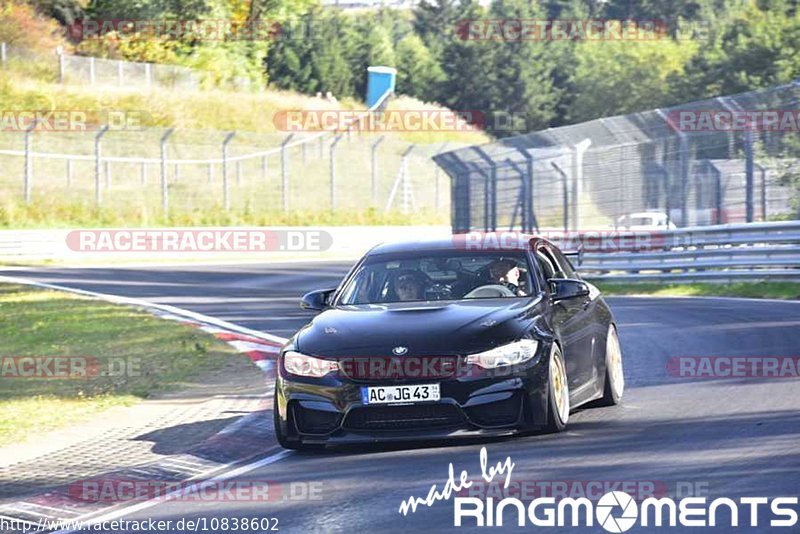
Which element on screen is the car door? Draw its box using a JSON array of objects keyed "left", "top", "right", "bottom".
[{"left": 535, "top": 244, "right": 596, "bottom": 391}]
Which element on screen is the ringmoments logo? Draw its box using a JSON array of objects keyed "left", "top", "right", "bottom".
[{"left": 397, "top": 448, "right": 799, "bottom": 530}]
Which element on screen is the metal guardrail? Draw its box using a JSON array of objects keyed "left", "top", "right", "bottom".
[{"left": 560, "top": 221, "right": 800, "bottom": 282}]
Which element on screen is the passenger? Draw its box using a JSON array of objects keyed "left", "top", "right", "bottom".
[{"left": 488, "top": 259, "right": 526, "bottom": 296}]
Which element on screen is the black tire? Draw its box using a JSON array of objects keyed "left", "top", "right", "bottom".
[
  {"left": 598, "top": 324, "right": 625, "bottom": 407},
  {"left": 544, "top": 344, "right": 569, "bottom": 433}
]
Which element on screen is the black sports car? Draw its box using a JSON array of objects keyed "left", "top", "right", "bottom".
[{"left": 274, "top": 236, "right": 624, "bottom": 449}]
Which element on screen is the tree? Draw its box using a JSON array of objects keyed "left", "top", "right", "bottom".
[
  {"left": 569, "top": 38, "right": 698, "bottom": 122},
  {"left": 396, "top": 33, "right": 444, "bottom": 98}
]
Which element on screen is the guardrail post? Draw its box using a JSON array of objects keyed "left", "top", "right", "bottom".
[
  {"left": 66, "top": 159, "right": 73, "bottom": 186},
  {"left": 117, "top": 60, "right": 124, "bottom": 86},
  {"left": 222, "top": 131, "right": 236, "bottom": 211},
  {"left": 141, "top": 162, "right": 147, "bottom": 185},
  {"left": 160, "top": 128, "right": 174, "bottom": 214},
  {"left": 94, "top": 125, "right": 109, "bottom": 206},
  {"left": 23, "top": 119, "right": 37, "bottom": 204},
  {"left": 330, "top": 134, "right": 343, "bottom": 211},
  {"left": 89, "top": 57, "right": 96, "bottom": 85},
  {"left": 145, "top": 63, "right": 153, "bottom": 88},
  {"left": 1, "top": 43, "right": 7, "bottom": 67},
  {"left": 371, "top": 136, "right": 385, "bottom": 206},
  {"left": 281, "top": 134, "right": 294, "bottom": 212}
]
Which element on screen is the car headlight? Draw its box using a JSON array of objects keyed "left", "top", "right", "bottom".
[
  {"left": 465, "top": 339, "right": 539, "bottom": 369},
  {"left": 283, "top": 350, "right": 338, "bottom": 378}
]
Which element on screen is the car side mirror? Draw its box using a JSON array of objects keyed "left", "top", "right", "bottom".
[
  {"left": 301, "top": 288, "right": 336, "bottom": 311},
  {"left": 549, "top": 278, "right": 590, "bottom": 302}
]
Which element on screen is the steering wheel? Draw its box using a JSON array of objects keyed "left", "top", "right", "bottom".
[{"left": 463, "top": 284, "right": 516, "bottom": 299}]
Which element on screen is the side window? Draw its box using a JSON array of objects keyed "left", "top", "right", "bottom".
[
  {"left": 548, "top": 246, "right": 578, "bottom": 279},
  {"left": 535, "top": 247, "right": 557, "bottom": 280}
]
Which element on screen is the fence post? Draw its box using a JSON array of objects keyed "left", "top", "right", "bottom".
[
  {"left": 58, "top": 51, "right": 66, "bottom": 83},
  {"left": 23, "top": 119, "right": 37, "bottom": 204},
  {"left": 117, "top": 60, "right": 124, "bottom": 86},
  {"left": 160, "top": 129, "right": 174, "bottom": 214},
  {"left": 434, "top": 143, "right": 449, "bottom": 210},
  {"left": 551, "top": 162, "right": 569, "bottom": 232},
  {"left": 89, "top": 57, "right": 96, "bottom": 85},
  {"left": 371, "top": 136, "right": 385, "bottom": 206},
  {"left": 222, "top": 131, "right": 236, "bottom": 211},
  {"left": 329, "top": 134, "right": 344, "bottom": 211},
  {"left": 281, "top": 134, "right": 294, "bottom": 212},
  {"left": 712, "top": 164, "right": 722, "bottom": 224},
  {"left": 66, "top": 159, "right": 73, "bottom": 186},
  {"left": 744, "top": 129, "right": 754, "bottom": 223},
  {"left": 145, "top": 63, "right": 153, "bottom": 88},
  {"left": 754, "top": 162, "right": 767, "bottom": 221},
  {"left": 572, "top": 139, "right": 591, "bottom": 231},
  {"left": 401, "top": 145, "right": 416, "bottom": 213},
  {"left": 94, "top": 125, "right": 109, "bottom": 206},
  {"left": 471, "top": 147, "right": 497, "bottom": 231},
  {"left": 0, "top": 42, "right": 7, "bottom": 67}
]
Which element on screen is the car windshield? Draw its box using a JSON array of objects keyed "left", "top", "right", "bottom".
[{"left": 337, "top": 251, "right": 534, "bottom": 305}]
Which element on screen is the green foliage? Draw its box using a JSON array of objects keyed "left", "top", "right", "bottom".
[
  {"left": 9, "top": 0, "right": 800, "bottom": 140},
  {"left": 569, "top": 39, "right": 698, "bottom": 123}
]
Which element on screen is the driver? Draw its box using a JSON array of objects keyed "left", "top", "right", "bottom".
[
  {"left": 488, "top": 259, "right": 526, "bottom": 296},
  {"left": 394, "top": 273, "right": 425, "bottom": 302}
]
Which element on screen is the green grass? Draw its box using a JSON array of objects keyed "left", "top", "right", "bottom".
[
  {"left": 0, "top": 202, "right": 448, "bottom": 229},
  {"left": 0, "top": 283, "right": 248, "bottom": 446},
  {"left": 595, "top": 281, "right": 800, "bottom": 300}
]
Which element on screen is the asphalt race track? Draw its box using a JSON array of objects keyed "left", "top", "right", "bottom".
[{"left": 3, "top": 262, "right": 800, "bottom": 533}]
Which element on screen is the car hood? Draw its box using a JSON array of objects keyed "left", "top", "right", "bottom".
[{"left": 295, "top": 297, "right": 543, "bottom": 357}]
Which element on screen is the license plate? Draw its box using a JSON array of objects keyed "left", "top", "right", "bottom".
[{"left": 361, "top": 384, "right": 440, "bottom": 405}]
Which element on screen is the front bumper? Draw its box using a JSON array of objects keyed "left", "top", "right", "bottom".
[{"left": 274, "top": 346, "right": 552, "bottom": 447}]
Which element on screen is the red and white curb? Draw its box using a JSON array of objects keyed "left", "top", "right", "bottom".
[
  {"left": 0, "top": 275, "right": 292, "bottom": 533},
  {"left": 0, "top": 275, "right": 289, "bottom": 375}
]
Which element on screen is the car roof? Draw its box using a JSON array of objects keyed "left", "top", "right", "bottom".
[{"left": 367, "top": 235, "right": 557, "bottom": 256}]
